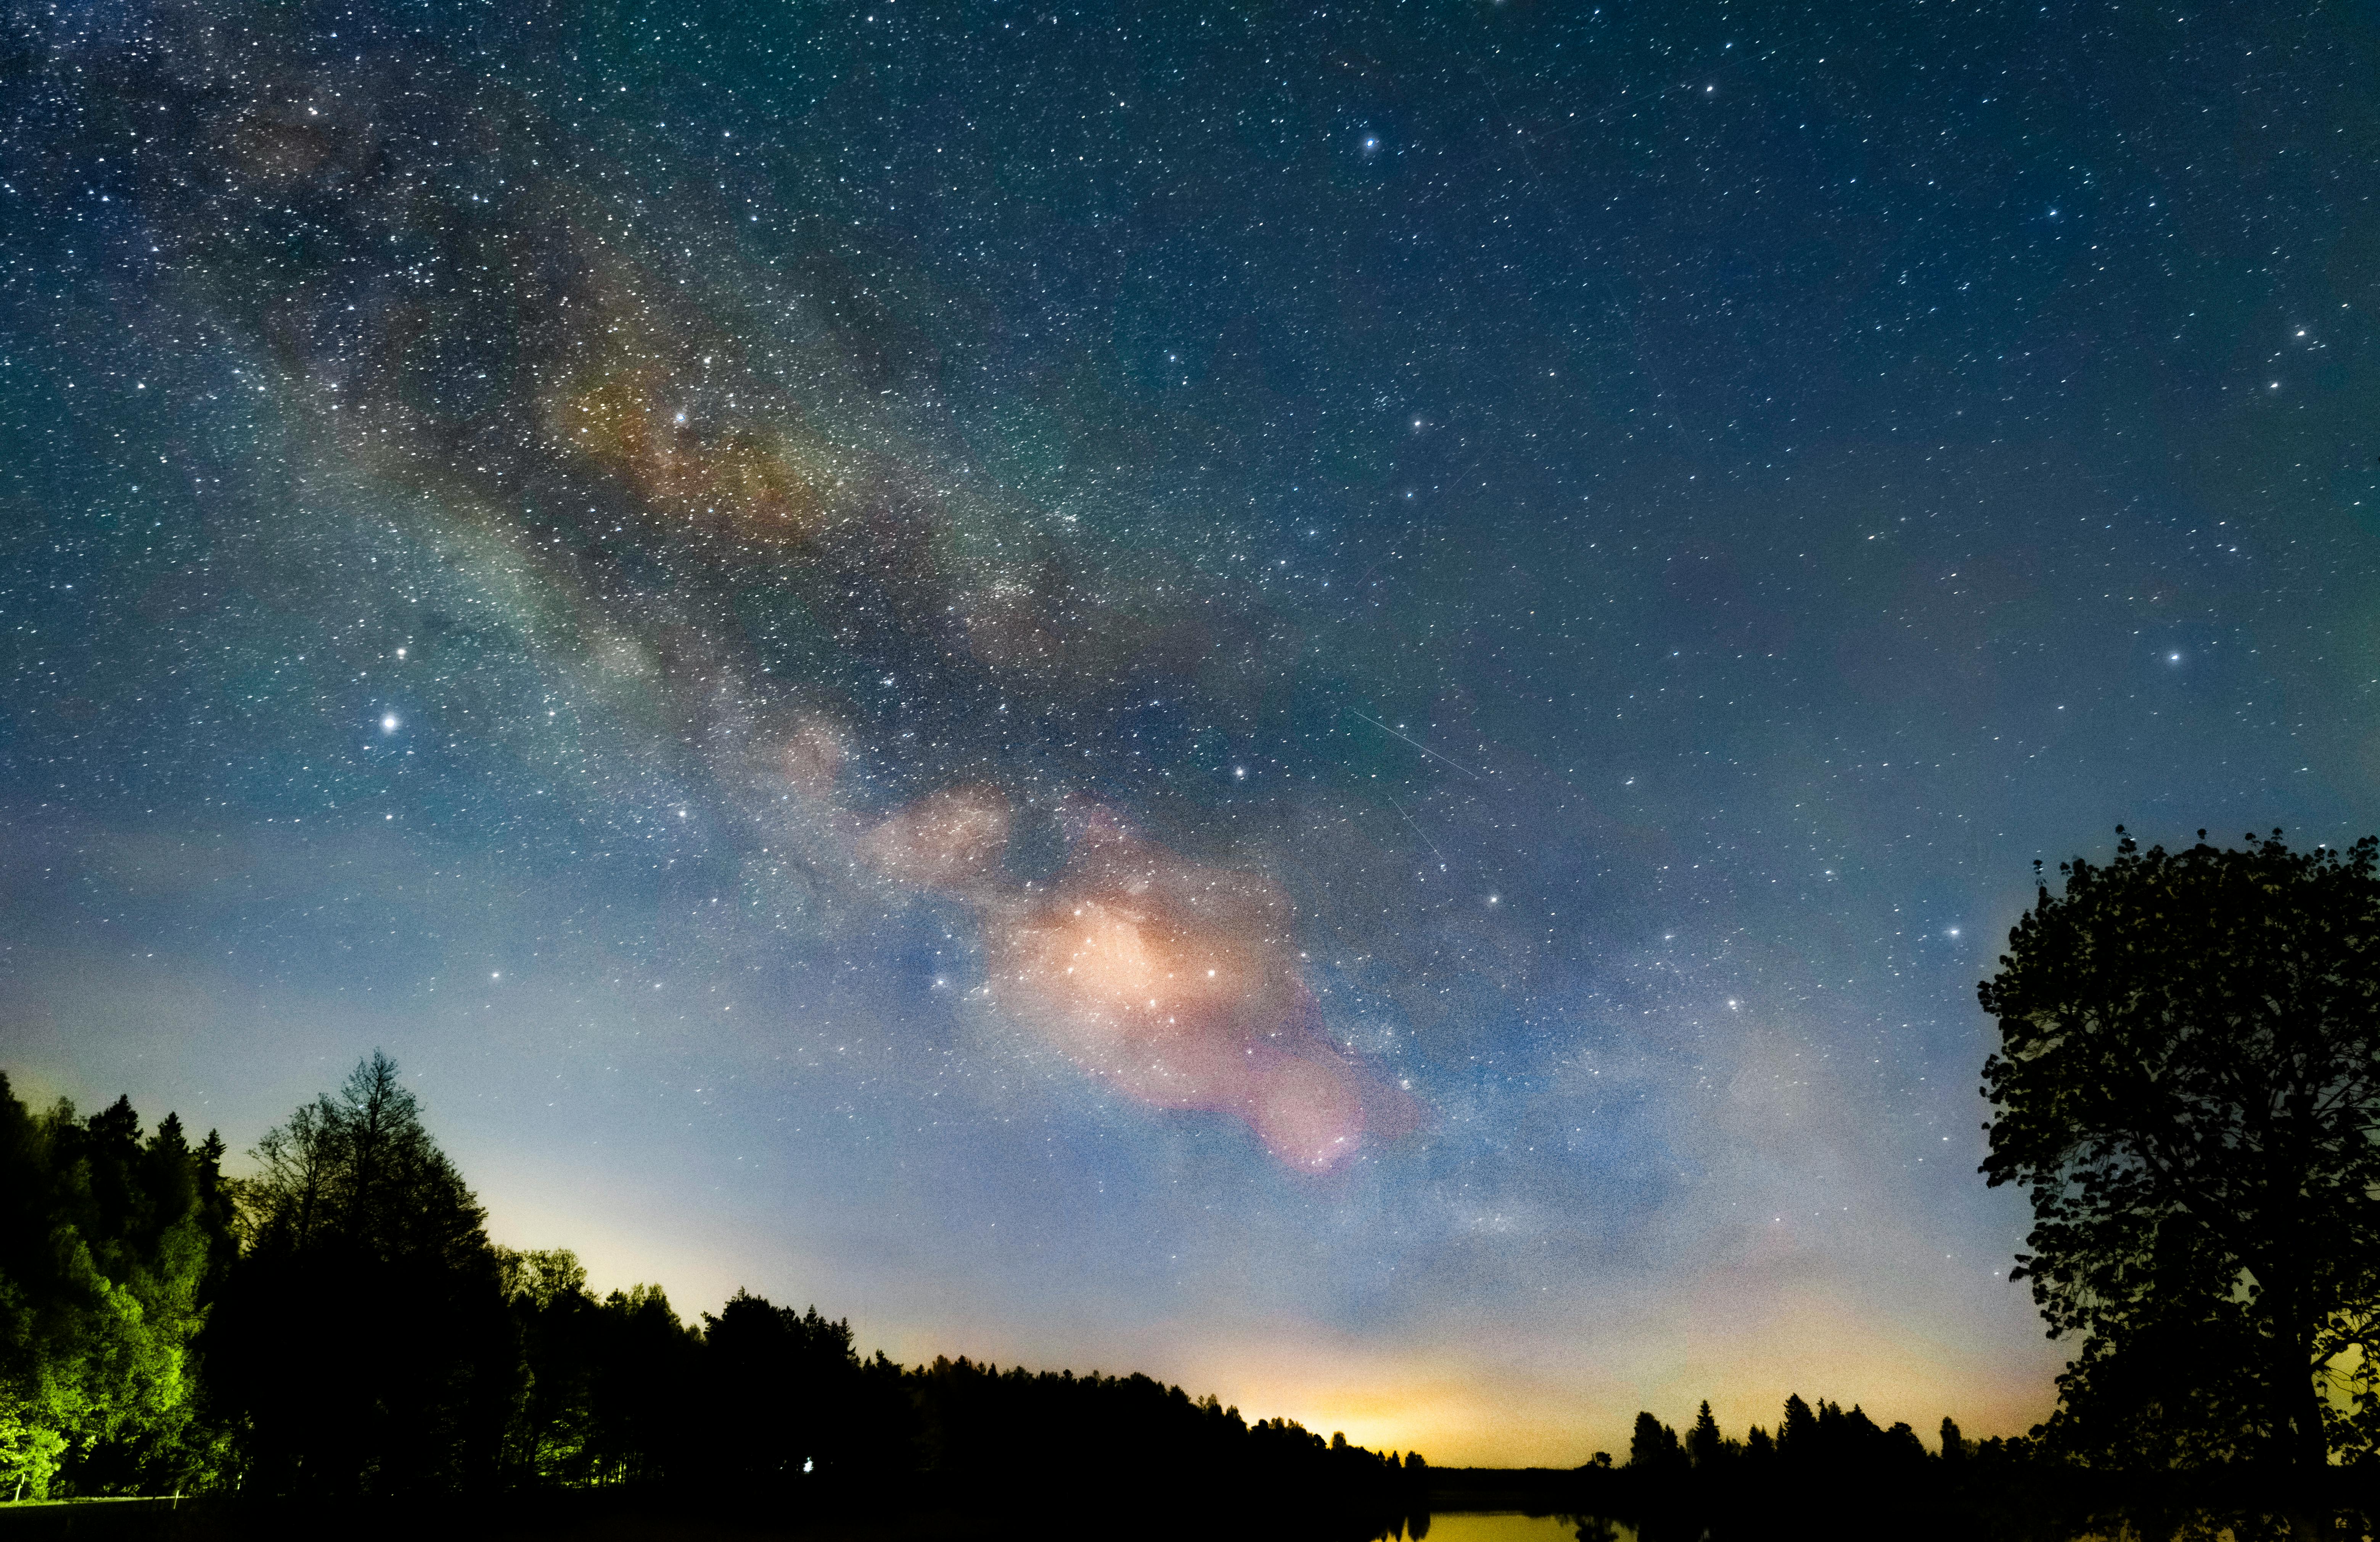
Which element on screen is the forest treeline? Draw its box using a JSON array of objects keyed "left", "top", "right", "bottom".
[
  {"left": 14, "top": 1046, "right": 2364, "bottom": 1541},
  {"left": 1553, "top": 1396, "right": 2050, "bottom": 1539},
  {"left": 1489, "top": 1389, "right": 2371, "bottom": 1541},
  {"left": 0, "top": 1054, "right": 1421, "bottom": 1528}
]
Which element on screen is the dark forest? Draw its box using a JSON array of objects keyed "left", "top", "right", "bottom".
[
  {"left": 3, "top": 1045, "right": 2371, "bottom": 1540},
  {"left": 0, "top": 1053, "right": 1424, "bottom": 1529}
]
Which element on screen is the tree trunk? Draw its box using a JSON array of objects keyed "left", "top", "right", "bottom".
[{"left": 2273, "top": 1329, "right": 2331, "bottom": 1541}]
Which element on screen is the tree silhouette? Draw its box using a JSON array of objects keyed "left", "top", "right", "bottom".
[
  {"left": 497, "top": 1246, "right": 599, "bottom": 1484},
  {"left": 1777, "top": 1392, "right": 1816, "bottom": 1460},
  {"left": 1686, "top": 1400, "right": 1722, "bottom": 1469},
  {"left": 1626, "top": 1411, "right": 1683, "bottom": 1476},
  {"left": 1599, "top": 1393, "right": 1980, "bottom": 1539},
  {"left": 695, "top": 1291, "right": 871, "bottom": 1491},
  {"left": 204, "top": 1051, "right": 516, "bottom": 1497},
  {"left": 585, "top": 1283, "right": 701, "bottom": 1486},
  {"left": 1978, "top": 828, "right": 2380, "bottom": 1491},
  {"left": 3, "top": 1051, "right": 1426, "bottom": 1521}
]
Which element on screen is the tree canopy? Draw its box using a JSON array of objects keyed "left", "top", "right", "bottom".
[
  {"left": 0, "top": 1076, "right": 234, "bottom": 1499},
  {"left": 1977, "top": 828, "right": 2380, "bottom": 1475},
  {"left": 0, "top": 1050, "right": 1431, "bottom": 1525},
  {"left": 203, "top": 1051, "right": 516, "bottom": 1497},
  {"left": 1593, "top": 1392, "right": 1983, "bottom": 1539}
]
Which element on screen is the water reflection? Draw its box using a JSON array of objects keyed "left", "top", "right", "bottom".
[
  {"left": 1382, "top": 1505, "right": 2375, "bottom": 1542},
  {"left": 1386, "top": 1514, "right": 1635, "bottom": 1542}
]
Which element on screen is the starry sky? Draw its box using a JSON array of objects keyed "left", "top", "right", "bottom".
[{"left": 5, "top": 0, "right": 2379, "bottom": 1467}]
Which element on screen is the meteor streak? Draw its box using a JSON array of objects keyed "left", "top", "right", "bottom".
[{"left": 1348, "top": 712, "right": 1481, "bottom": 779}]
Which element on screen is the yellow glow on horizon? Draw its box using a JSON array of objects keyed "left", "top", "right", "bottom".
[
  {"left": 1163, "top": 1288, "right": 2061, "bottom": 1467},
  {"left": 477, "top": 1138, "right": 2063, "bottom": 1470}
]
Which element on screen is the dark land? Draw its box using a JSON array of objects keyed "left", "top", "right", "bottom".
[
  {"left": 5, "top": 1042, "right": 2373, "bottom": 1542},
  {"left": 1, "top": 1057, "right": 1427, "bottom": 1537}
]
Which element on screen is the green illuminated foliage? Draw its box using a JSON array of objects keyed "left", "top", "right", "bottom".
[{"left": 0, "top": 1078, "right": 236, "bottom": 1499}]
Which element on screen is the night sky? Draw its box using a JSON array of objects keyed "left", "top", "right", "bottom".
[{"left": 5, "top": 0, "right": 2377, "bottom": 1466}]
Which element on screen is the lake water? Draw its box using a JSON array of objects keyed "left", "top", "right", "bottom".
[{"left": 1414, "top": 1513, "right": 1634, "bottom": 1542}]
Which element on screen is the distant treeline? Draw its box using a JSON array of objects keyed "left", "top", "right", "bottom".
[
  {"left": 1579, "top": 1397, "right": 2047, "bottom": 1539},
  {"left": 0, "top": 1054, "right": 1420, "bottom": 1530},
  {"left": 1423, "top": 1397, "right": 2367, "bottom": 1541}
]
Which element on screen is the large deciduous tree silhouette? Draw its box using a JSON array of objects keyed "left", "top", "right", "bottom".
[
  {"left": 203, "top": 1051, "right": 515, "bottom": 1497},
  {"left": 1977, "top": 829, "right": 2380, "bottom": 1488}
]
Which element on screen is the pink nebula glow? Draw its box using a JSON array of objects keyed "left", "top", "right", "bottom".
[{"left": 978, "top": 804, "right": 1414, "bottom": 1170}]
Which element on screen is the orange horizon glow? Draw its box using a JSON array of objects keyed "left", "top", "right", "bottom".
[{"left": 474, "top": 1145, "right": 2065, "bottom": 1473}]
